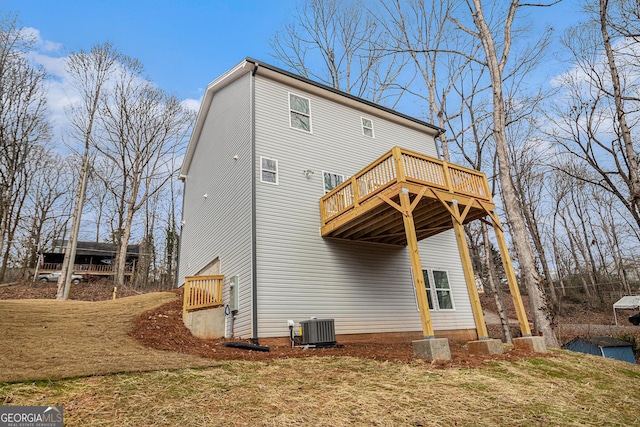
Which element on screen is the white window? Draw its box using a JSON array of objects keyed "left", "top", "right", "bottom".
[
  {"left": 423, "top": 269, "right": 454, "bottom": 310},
  {"left": 289, "top": 93, "right": 312, "bottom": 132},
  {"left": 361, "top": 117, "right": 374, "bottom": 137},
  {"left": 260, "top": 157, "right": 278, "bottom": 184},
  {"left": 322, "top": 171, "right": 344, "bottom": 194}
]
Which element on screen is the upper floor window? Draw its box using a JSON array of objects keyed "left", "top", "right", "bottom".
[
  {"left": 423, "top": 269, "right": 454, "bottom": 310},
  {"left": 323, "top": 171, "right": 344, "bottom": 194},
  {"left": 289, "top": 93, "right": 312, "bottom": 132},
  {"left": 361, "top": 117, "right": 374, "bottom": 137},
  {"left": 260, "top": 157, "right": 278, "bottom": 185}
]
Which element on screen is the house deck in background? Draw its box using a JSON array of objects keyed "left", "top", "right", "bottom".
[{"left": 39, "top": 240, "right": 139, "bottom": 278}]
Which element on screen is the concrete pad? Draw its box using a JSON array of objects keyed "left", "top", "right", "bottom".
[
  {"left": 513, "top": 336, "right": 547, "bottom": 353},
  {"left": 183, "top": 306, "right": 225, "bottom": 340},
  {"left": 467, "top": 339, "right": 504, "bottom": 355},
  {"left": 412, "top": 338, "right": 451, "bottom": 361}
]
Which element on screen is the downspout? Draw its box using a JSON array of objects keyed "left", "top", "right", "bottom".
[{"left": 251, "top": 62, "right": 259, "bottom": 344}]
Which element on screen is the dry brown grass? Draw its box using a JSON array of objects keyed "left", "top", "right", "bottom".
[
  {"left": 1, "top": 292, "right": 640, "bottom": 425},
  {"left": 1, "top": 352, "right": 639, "bottom": 426},
  {"left": 0, "top": 293, "right": 217, "bottom": 383}
]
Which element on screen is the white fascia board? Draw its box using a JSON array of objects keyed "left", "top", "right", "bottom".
[{"left": 180, "top": 60, "right": 256, "bottom": 178}]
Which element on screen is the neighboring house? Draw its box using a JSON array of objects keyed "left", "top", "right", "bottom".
[
  {"left": 564, "top": 336, "right": 636, "bottom": 364},
  {"left": 177, "top": 58, "right": 528, "bottom": 344},
  {"left": 39, "top": 240, "right": 139, "bottom": 279}
]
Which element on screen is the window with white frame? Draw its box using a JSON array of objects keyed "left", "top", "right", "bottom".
[
  {"left": 260, "top": 157, "right": 278, "bottom": 184},
  {"left": 422, "top": 269, "right": 454, "bottom": 310},
  {"left": 289, "top": 93, "right": 312, "bottom": 132},
  {"left": 361, "top": 117, "right": 374, "bottom": 137},
  {"left": 323, "top": 171, "right": 344, "bottom": 194}
]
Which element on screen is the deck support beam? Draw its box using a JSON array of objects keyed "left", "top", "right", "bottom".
[
  {"left": 450, "top": 200, "right": 489, "bottom": 340},
  {"left": 398, "top": 189, "right": 435, "bottom": 339}
]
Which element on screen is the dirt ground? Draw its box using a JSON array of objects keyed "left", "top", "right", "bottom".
[
  {"left": 129, "top": 288, "right": 553, "bottom": 368},
  {"left": 2, "top": 280, "right": 638, "bottom": 367}
]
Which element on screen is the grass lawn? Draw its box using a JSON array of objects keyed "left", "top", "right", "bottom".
[
  {"left": 0, "top": 293, "right": 217, "bottom": 383},
  {"left": 2, "top": 353, "right": 640, "bottom": 426},
  {"left": 1, "top": 292, "right": 639, "bottom": 426}
]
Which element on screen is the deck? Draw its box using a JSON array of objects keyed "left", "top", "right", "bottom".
[
  {"left": 40, "top": 263, "right": 134, "bottom": 276},
  {"left": 318, "top": 146, "right": 533, "bottom": 341},
  {"left": 320, "top": 147, "right": 496, "bottom": 245}
]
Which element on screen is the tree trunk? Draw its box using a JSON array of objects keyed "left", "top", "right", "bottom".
[
  {"left": 520, "top": 193, "right": 558, "bottom": 308},
  {"left": 114, "top": 201, "right": 136, "bottom": 287},
  {"left": 471, "top": 0, "right": 558, "bottom": 347},
  {"left": 482, "top": 223, "right": 512, "bottom": 343},
  {"left": 599, "top": 0, "right": 640, "bottom": 212}
]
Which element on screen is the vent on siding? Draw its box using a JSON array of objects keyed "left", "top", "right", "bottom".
[{"left": 300, "top": 318, "right": 336, "bottom": 346}]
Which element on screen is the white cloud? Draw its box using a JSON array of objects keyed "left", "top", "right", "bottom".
[
  {"left": 20, "top": 27, "right": 63, "bottom": 52},
  {"left": 181, "top": 98, "right": 202, "bottom": 113},
  {"left": 29, "top": 52, "right": 67, "bottom": 77},
  {"left": 21, "top": 32, "right": 200, "bottom": 150},
  {"left": 550, "top": 37, "right": 640, "bottom": 92}
]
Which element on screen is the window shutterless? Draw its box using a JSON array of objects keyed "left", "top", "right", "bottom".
[
  {"left": 289, "top": 93, "right": 312, "bottom": 132},
  {"left": 361, "top": 117, "right": 374, "bottom": 137},
  {"left": 322, "top": 171, "right": 345, "bottom": 194},
  {"left": 260, "top": 157, "right": 278, "bottom": 184}
]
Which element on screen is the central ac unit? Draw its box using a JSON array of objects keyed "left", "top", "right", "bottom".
[{"left": 300, "top": 318, "right": 336, "bottom": 346}]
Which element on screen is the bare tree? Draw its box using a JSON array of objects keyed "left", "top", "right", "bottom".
[
  {"left": 377, "top": 0, "right": 487, "bottom": 159},
  {"left": 508, "top": 136, "right": 559, "bottom": 308},
  {"left": 160, "top": 155, "right": 182, "bottom": 289},
  {"left": 56, "top": 42, "right": 123, "bottom": 299},
  {"left": 454, "top": 0, "right": 560, "bottom": 347},
  {"left": 271, "top": 0, "right": 409, "bottom": 106},
  {"left": 549, "top": 0, "right": 640, "bottom": 231},
  {"left": 0, "top": 14, "right": 50, "bottom": 281},
  {"left": 95, "top": 67, "right": 193, "bottom": 287},
  {"left": 85, "top": 156, "right": 120, "bottom": 242},
  {"left": 19, "top": 148, "right": 69, "bottom": 276}
]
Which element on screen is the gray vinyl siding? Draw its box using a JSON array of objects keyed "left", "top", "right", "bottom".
[
  {"left": 253, "top": 76, "right": 474, "bottom": 338},
  {"left": 177, "top": 73, "right": 254, "bottom": 338}
]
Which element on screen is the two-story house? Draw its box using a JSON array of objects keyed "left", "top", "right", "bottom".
[{"left": 177, "top": 58, "right": 537, "bottom": 357}]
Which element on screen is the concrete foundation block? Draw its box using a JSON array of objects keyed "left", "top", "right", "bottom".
[
  {"left": 412, "top": 338, "right": 451, "bottom": 361},
  {"left": 183, "top": 306, "right": 225, "bottom": 340},
  {"left": 467, "top": 339, "right": 504, "bottom": 355},
  {"left": 513, "top": 336, "right": 547, "bottom": 353}
]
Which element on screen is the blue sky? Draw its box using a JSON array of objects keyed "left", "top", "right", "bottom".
[
  {"left": 2, "top": 0, "right": 297, "bottom": 101},
  {"left": 2, "top": 0, "right": 584, "bottom": 126}
]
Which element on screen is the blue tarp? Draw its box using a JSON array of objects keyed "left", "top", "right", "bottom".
[{"left": 564, "top": 336, "right": 636, "bottom": 364}]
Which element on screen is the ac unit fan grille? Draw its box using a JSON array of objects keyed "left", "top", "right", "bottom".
[{"left": 300, "top": 318, "right": 336, "bottom": 346}]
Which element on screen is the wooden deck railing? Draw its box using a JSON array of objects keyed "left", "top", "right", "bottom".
[
  {"left": 41, "top": 263, "right": 134, "bottom": 274},
  {"left": 320, "top": 146, "right": 491, "bottom": 226},
  {"left": 182, "top": 275, "right": 224, "bottom": 318}
]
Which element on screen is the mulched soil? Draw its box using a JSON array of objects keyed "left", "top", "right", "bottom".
[
  {"left": 5, "top": 280, "right": 638, "bottom": 367},
  {"left": 129, "top": 287, "right": 553, "bottom": 368}
]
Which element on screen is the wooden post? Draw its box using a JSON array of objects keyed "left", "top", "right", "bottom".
[
  {"left": 451, "top": 201, "right": 489, "bottom": 339},
  {"left": 399, "top": 189, "right": 435, "bottom": 338},
  {"left": 182, "top": 278, "right": 191, "bottom": 319},
  {"left": 492, "top": 216, "right": 532, "bottom": 337},
  {"left": 392, "top": 147, "right": 406, "bottom": 182}
]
